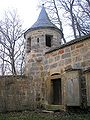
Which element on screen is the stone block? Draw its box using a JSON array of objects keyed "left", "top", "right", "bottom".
[
  {"left": 65, "top": 65, "right": 72, "bottom": 71},
  {"left": 62, "top": 53, "right": 71, "bottom": 59},
  {"left": 44, "top": 65, "right": 49, "bottom": 70},
  {"left": 65, "top": 47, "right": 70, "bottom": 53},
  {"left": 72, "top": 55, "right": 82, "bottom": 63},
  {"left": 30, "top": 59, "right": 35, "bottom": 62},
  {"left": 29, "top": 76, "right": 33, "bottom": 80},
  {"left": 50, "top": 63, "right": 57, "bottom": 69},
  {"left": 55, "top": 55, "right": 60, "bottom": 61},
  {"left": 30, "top": 72, "right": 35, "bottom": 75},
  {"left": 76, "top": 43, "right": 84, "bottom": 48},
  {"left": 81, "top": 60, "right": 90, "bottom": 67},
  {"left": 83, "top": 52, "right": 90, "bottom": 60},
  {"left": 51, "top": 51, "right": 57, "bottom": 56},
  {"left": 49, "top": 58, "right": 54, "bottom": 63},
  {"left": 71, "top": 45, "right": 75, "bottom": 50},
  {"left": 65, "top": 58, "right": 71, "bottom": 65},
  {"left": 73, "top": 63, "right": 81, "bottom": 69},
  {"left": 30, "top": 67, "right": 39, "bottom": 71},
  {"left": 72, "top": 49, "right": 79, "bottom": 56},
  {"left": 58, "top": 49, "right": 64, "bottom": 54},
  {"left": 80, "top": 47, "right": 88, "bottom": 55},
  {"left": 32, "top": 62, "right": 37, "bottom": 66},
  {"left": 44, "top": 59, "right": 48, "bottom": 65},
  {"left": 36, "top": 57, "right": 43, "bottom": 62},
  {"left": 59, "top": 60, "right": 64, "bottom": 66},
  {"left": 36, "top": 53, "right": 43, "bottom": 57}
]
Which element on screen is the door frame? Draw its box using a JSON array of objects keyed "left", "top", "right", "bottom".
[
  {"left": 51, "top": 78, "right": 62, "bottom": 105},
  {"left": 50, "top": 74, "right": 62, "bottom": 105}
]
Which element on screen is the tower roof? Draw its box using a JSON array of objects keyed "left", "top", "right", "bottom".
[
  {"left": 24, "top": 5, "right": 62, "bottom": 38},
  {"left": 31, "top": 5, "right": 58, "bottom": 29}
]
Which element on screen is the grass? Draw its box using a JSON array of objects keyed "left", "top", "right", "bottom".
[{"left": 0, "top": 111, "right": 90, "bottom": 120}]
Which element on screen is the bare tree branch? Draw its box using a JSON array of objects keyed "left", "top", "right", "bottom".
[{"left": 0, "top": 10, "right": 25, "bottom": 75}]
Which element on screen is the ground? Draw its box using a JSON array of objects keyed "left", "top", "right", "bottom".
[{"left": 0, "top": 110, "right": 90, "bottom": 120}]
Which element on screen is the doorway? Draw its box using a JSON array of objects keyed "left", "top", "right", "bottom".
[{"left": 51, "top": 78, "right": 62, "bottom": 105}]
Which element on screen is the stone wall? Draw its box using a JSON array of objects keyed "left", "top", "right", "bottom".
[
  {"left": 44, "top": 37, "right": 90, "bottom": 75},
  {"left": 0, "top": 36, "right": 90, "bottom": 112},
  {"left": 24, "top": 51, "right": 46, "bottom": 109},
  {"left": 43, "top": 36, "right": 90, "bottom": 108},
  {"left": 0, "top": 75, "right": 38, "bottom": 112},
  {"left": 25, "top": 28, "right": 62, "bottom": 53},
  {"left": 24, "top": 36, "right": 90, "bottom": 109}
]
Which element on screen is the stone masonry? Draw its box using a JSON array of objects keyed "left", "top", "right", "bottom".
[{"left": 0, "top": 5, "right": 90, "bottom": 112}]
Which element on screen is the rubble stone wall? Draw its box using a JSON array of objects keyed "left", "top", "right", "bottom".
[
  {"left": 0, "top": 76, "right": 37, "bottom": 112},
  {"left": 44, "top": 38, "right": 90, "bottom": 75}
]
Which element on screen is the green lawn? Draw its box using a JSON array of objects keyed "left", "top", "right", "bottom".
[{"left": 0, "top": 112, "right": 90, "bottom": 120}]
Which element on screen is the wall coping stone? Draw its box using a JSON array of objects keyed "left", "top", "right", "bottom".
[
  {"left": 0, "top": 75, "right": 26, "bottom": 79},
  {"left": 65, "top": 68, "right": 82, "bottom": 72}
]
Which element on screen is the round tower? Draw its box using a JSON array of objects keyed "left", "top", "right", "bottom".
[
  {"left": 24, "top": 5, "right": 63, "bottom": 76},
  {"left": 24, "top": 5, "right": 62, "bottom": 53},
  {"left": 24, "top": 5, "right": 63, "bottom": 108}
]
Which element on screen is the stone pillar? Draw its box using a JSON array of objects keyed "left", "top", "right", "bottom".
[{"left": 83, "top": 68, "right": 90, "bottom": 107}]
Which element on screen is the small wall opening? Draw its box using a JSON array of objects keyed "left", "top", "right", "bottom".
[
  {"left": 37, "top": 38, "right": 39, "bottom": 43},
  {"left": 45, "top": 35, "right": 52, "bottom": 47},
  {"left": 51, "top": 78, "right": 62, "bottom": 105},
  {"left": 26, "top": 37, "right": 31, "bottom": 53}
]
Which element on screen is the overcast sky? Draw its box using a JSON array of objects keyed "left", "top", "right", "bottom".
[
  {"left": 0, "top": 0, "right": 72, "bottom": 41},
  {"left": 0, "top": 0, "right": 41, "bottom": 29}
]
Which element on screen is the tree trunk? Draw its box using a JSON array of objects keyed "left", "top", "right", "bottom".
[{"left": 53, "top": 0, "right": 66, "bottom": 43}]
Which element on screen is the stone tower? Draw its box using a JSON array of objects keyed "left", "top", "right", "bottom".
[
  {"left": 24, "top": 5, "right": 62, "bottom": 53},
  {"left": 24, "top": 5, "right": 63, "bottom": 107},
  {"left": 24, "top": 5, "right": 62, "bottom": 75}
]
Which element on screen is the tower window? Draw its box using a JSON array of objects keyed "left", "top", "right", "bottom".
[
  {"left": 45, "top": 35, "right": 52, "bottom": 47},
  {"left": 26, "top": 37, "right": 31, "bottom": 53},
  {"left": 37, "top": 38, "right": 39, "bottom": 43}
]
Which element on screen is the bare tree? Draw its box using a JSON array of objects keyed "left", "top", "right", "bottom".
[
  {"left": 0, "top": 10, "right": 25, "bottom": 75},
  {"left": 58, "top": 0, "right": 78, "bottom": 38},
  {"left": 76, "top": 0, "right": 90, "bottom": 35},
  {"left": 39, "top": 0, "right": 90, "bottom": 40},
  {"left": 86, "top": 0, "right": 90, "bottom": 6},
  {"left": 52, "top": 0, "right": 66, "bottom": 43}
]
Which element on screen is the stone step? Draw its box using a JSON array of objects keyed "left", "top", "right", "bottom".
[
  {"left": 45, "top": 104, "right": 65, "bottom": 111},
  {"left": 42, "top": 110, "right": 54, "bottom": 113}
]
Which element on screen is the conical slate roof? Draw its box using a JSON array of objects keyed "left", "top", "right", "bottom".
[
  {"left": 24, "top": 5, "right": 62, "bottom": 38},
  {"left": 31, "top": 5, "right": 58, "bottom": 29}
]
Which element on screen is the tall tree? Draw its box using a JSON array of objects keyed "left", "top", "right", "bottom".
[
  {"left": 39, "top": 0, "right": 90, "bottom": 40},
  {"left": 52, "top": 0, "right": 66, "bottom": 43},
  {"left": 57, "top": 0, "right": 77, "bottom": 38},
  {"left": 0, "top": 10, "right": 25, "bottom": 75}
]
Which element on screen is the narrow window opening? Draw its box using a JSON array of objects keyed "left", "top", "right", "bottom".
[
  {"left": 26, "top": 37, "right": 31, "bottom": 53},
  {"left": 37, "top": 38, "right": 39, "bottom": 43},
  {"left": 45, "top": 35, "right": 52, "bottom": 47}
]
